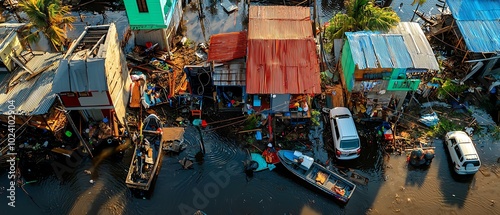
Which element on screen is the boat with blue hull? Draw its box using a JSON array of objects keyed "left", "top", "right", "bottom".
[{"left": 277, "top": 150, "right": 356, "bottom": 203}]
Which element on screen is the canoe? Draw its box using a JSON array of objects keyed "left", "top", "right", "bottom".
[
  {"left": 125, "top": 114, "right": 164, "bottom": 191},
  {"left": 277, "top": 150, "right": 356, "bottom": 203}
]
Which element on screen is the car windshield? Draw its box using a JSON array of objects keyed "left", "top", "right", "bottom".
[{"left": 340, "top": 139, "right": 359, "bottom": 149}]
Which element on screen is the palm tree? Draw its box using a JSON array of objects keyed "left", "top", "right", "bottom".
[
  {"left": 410, "top": 0, "right": 427, "bottom": 22},
  {"left": 324, "top": 0, "right": 400, "bottom": 51},
  {"left": 19, "top": 0, "right": 75, "bottom": 51}
]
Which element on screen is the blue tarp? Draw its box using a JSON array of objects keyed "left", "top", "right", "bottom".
[{"left": 419, "top": 112, "right": 440, "bottom": 127}]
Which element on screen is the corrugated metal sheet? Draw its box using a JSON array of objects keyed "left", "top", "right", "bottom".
[
  {"left": 246, "top": 39, "right": 321, "bottom": 94},
  {"left": 248, "top": 19, "right": 313, "bottom": 40},
  {"left": 246, "top": 6, "right": 321, "bottom": 94},
  {"left": 446, "top": 0, "right": 500, "bottom": 53},
  {"left": 249, "top": 5, "right": 310, "bottom": 20},
  {"left": 346, "top": 32, "right": 413, "bottom": 69},
  {"left": 389, "top": 22, "right": 440, "bottom": 71},
  {"left": 0, "top": 52, "right": 63, "bottom": 115},
  {"left": 208, "top": 31, "right": 248, "bottom": 62},
  {"left": 213, "top": 60, "right": 246, "bottom": 86}
]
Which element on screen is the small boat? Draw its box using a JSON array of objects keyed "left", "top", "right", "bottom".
[
  {"left": 277, "top": 150, "right": 356, "bottom": 203},
  {"left": 125, "top": 114, "right": 164, "bottom": 190}
]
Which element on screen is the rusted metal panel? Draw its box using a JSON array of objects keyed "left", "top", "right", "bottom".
[
  {"left": 207, "top": 31, "right": 247, "bottom": 62},
  {"left": 246, "top": 6, "right": 321, "bottom": 94}
]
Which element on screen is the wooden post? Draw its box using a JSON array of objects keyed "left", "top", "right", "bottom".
[{"left": 313, "top": 0, "right": 317, "bottom": 38}]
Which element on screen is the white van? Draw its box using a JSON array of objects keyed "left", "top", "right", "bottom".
[
  {"left": 444, "top": 131, "right": 481, "bottom": 175},
  {"left": 330, "top": 107, "right": 361, "bottom": 160}
]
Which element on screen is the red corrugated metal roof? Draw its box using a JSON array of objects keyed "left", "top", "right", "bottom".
[
  {"left": 249, "top": 5, "right": 310, "bottom": 21},
  {"left": 246, "top": 6, "right": 321, "bottom": 94},
  {"left": 207, "top": 31, "right": 247, "bottom": 62}
]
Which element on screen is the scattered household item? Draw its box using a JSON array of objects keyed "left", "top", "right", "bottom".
[
  {"left": 179, "top": 157, "right": 194, "bottom": 169},
  {"left": 221, "top": 0, "right": 238, "bottom": 13},
  {"left": 162, "top": 127, "right": 186, "bottom": 153},
  {"left": 407, "top": 148, "right": 435, "bottom": 167},
  {"left": 418, "top": 112, "right": 439, "bottom": 127}
]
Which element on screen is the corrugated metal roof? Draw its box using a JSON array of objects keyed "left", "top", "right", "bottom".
[
  {"left": 248, "top": 19, "right": 313, "bottom": 40},
  {"left": 389, "top": 22, "right": 440, "bottom": 71},
  {"left": 346, "top": 32, "right": 414, "bottom": 69},
  {"left": 446, "top": 0, "right": 500, "bottom": 53},
  {"left": 249, "top": 5, "right": 311, "bottom": 20},
  {"left": 0, "top": 52, "right": 63, "bottom": 116},
  {"left": 207, "top": 31, "right": 248, "bottom": 62},
  {"left": 212, "top": 59, "right": 246, "bottom": 86},
  {"left": 246, "top": 6, "right": 321, "bottom": 94}
]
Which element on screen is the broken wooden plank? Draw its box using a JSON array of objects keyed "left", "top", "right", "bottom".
[{"left": 237, "top": 128, "right": 262, "bottom": 134}]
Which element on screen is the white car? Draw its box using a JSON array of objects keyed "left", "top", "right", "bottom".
[
  {"left": 329, "top": 107, "right": 361, "bottom": 160},
  {"left": 444, "top": 131, "right": 481, "bottom": 175}
]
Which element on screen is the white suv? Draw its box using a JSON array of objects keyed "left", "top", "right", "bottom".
[
  {"left": 330, "top": 107, "right": 361, "bottom": 160},
  {"left": 444, "top": 131, "right": 481, "bottom": 175}
]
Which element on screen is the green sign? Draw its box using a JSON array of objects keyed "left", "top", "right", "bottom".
[{"left": 130, "top": 25, "right": 167, "bottom": 30}]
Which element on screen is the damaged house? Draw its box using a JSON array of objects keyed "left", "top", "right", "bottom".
[
  {"left": 340, "top": 22, "right": 440, "bottom": 118},
  {"left": 123, "top": 0, "right": 183, "bottom": 52},
  {"left": 53, "top": 24, "right": 131, "bottom": 139},
  {"left": 0, "top": 23, "right": 67, "bottom": 154},
  {"left": 207, "top": 31, "right": 248, "bottom": 112},
  {"left": 246, "top": 6, "right": 321, "bottom": 120}
]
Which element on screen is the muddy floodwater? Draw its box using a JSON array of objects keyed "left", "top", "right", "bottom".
[
  {"left": 1, "top": 123, "right": 499, "bottom": 215},
  {"left": 1, "top": 0, "right": 500, "bottom": 214}
]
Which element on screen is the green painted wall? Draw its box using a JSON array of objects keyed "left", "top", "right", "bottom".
[
  {"left": 341, "top": 41, "right": 356, "bottom": 91},
  {"left": 124, "top": 0, "right": 171, "bottom": 30}
]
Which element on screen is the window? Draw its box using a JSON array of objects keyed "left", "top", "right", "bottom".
[
  {"left": 136, "top": 0, "right": 148, "bottom": 12},
  {"left": 454, "top": 145, "right": 463, "bottom": 161},
  {"left": 333, "top": 119, "right": 340, "bottom": 140}
]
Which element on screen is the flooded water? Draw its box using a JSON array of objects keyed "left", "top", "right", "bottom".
[
  {"left": 2, "top": 1, "right": 500, "bottom": 214},
  {"left": 1, "top": 120, "right": 499, "bottom": 215}
]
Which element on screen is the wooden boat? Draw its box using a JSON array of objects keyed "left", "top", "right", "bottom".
[
  {"left": 277, "top": 150, "right": 356, "bottom": 203},
  {"left": 125, "top": 114, "right": 164, "bottom": 190}
]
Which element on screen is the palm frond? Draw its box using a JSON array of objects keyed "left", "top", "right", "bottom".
[{"left": 19, "top": 0, "right": 74, "bottom": 51}]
